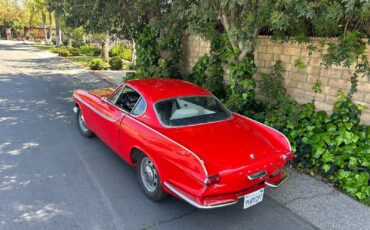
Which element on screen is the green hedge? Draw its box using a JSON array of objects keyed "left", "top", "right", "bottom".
[
  {"left": 88, "top": 58, "right": 109, "bottom": 70},
  {"left": 109, "top": 43, "right": 132, "bottom": 60},
  {"left": 109, "top": 56, "right": 123, "bottom": 70},
  {"left": 248, "top": 71, "right": 370, "bottom": 202},
  {"left": 80, "top": 44, "right": 101, "bottom": 56}
]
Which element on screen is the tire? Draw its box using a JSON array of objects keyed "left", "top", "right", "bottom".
[
  {"left": 76, "top": 108, "right": 94, "bottom": 138},
  {"left": 137, "top": 154, "right": 167, "bottom": 201}
]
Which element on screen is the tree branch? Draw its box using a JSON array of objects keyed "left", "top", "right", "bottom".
[
  {"left": 237, "top": 26, "right": 261, "bottom": 61},
  {"left": 219, "top": 10, "right": 237, "bottom": 49}
]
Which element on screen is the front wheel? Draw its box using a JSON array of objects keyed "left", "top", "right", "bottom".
[
  {"left": 137, "top": 155, "right": 167, "bottom": 201},
  {"left": 76, "top": 108, "right": 94, "bottom": 138}
]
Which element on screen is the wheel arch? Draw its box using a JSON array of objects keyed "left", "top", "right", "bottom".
[{"left": 129, "top": 146, "right": 166, "bottom": 184}]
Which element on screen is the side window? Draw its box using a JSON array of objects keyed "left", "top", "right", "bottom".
[
  {"left": 131, "top": 98, "right": 146, "bottom": 116},
  {"left": 108, "top": 85, "right": 123, "bottom": 103},
  {"left": 115, "top": 86, "right": 140, "bottom": 112}
]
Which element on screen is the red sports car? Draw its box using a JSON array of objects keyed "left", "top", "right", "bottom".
[{"left": 72, "top": 78, "right": 293, "bottom": 209}]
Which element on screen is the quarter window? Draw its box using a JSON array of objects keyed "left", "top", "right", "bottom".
[{"left": 131, "top": 97, "right": 146, "bottom": 116}]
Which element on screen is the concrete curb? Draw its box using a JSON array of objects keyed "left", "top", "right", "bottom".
[
  {"left": 89, "top": 70, "right": 120, "bottom": 86},
  {"left": 266, "top": 168, "right": 370, "bottom": 230}
]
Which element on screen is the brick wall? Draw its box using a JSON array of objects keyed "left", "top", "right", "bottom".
[
  {"left": 182, "top": 35, "right": 211, "bottom": 73},
  {"left": 182, "top": 35, "right": 370, "bottom": 124}
]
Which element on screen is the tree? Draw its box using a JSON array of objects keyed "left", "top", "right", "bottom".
[
  {"left": 0, "top": 0, "right": 27, "bottom": 38},
  {"left": 174, "top": 0, "right": 369, "bottom": 110},
  {"left": 47, "top": 0, "right": 66, "bottom": 47}
]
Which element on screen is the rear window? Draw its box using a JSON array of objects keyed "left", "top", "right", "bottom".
[{"left": 154, "top": 96, "right": 231, "bottom": 127}]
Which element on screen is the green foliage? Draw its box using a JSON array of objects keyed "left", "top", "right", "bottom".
[
  {"left": 131, "top": 22, "right": 183, "bottom": 79},
  {"left": 225, "top": 55, "right": 257, "bottom": 113},
  {"left": 58, "top": 49, "right": 70, "bottom": 57},
  {"left": 322, "top": 32, "right": 370, "bottom": 97},
  {"left": 88, "top": 58, "right": 109, "bottom": 70},
  {"left": 109, "top": 56, "right": 123, "bottom": 70},
  {"left": 80, "top": 44, "right": 101, "bottom": 56},
  {"left": 250, "top": 65, "right": 370, "bottom": 203},
  {"left": 294, "top": 58, "right": 307, "bottom": 70},
  {"left": 187, "top": 54, "right": 226, "bottom": 99},
  {"left": 312, "top": 80, "right": 322, "bottom": 94},
  {"left": 259, "top": 60, "right": 286, "bottom": 107},
  {"left": 67, "top": 47, "right": 81, "bottom": 56},
  {"left": 135, "top": 25, "right": 159, "bottom": 68},
  {"left": 51, "top": 47, "right": 70, "bottom": 57},
  {"left": 109, "top": 44, "right": 132, "bottom": 61}
]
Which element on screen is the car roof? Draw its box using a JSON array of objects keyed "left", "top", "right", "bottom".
[{"left": 125, "top": 78, "right": 212, "bottom": 103}]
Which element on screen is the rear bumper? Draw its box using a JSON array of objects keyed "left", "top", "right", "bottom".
[{"left": 164, "top": 169, "right": 290, "bottom": 209}]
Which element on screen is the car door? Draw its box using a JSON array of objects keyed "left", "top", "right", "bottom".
[{"left": 87, "top": 86, "right": 126, "bottom": 153}]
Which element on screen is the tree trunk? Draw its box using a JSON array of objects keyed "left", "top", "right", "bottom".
[
  {"left": 48, "top": 12, "right": 52, "bottom": 45},
  {"left": 131, "top": 39, "right": 136, "bottom": 65},
  {"left": 6, "top": 28, "right": 11, "bottom": 40},
  {"left": 101, "top": 36, "right": 110, "bottom": 62},
  {"left": 42, "top": 11, "right": 47, "bottom": 44},
  {"left": 55, "top": 13, "right": 62, "bottom": 47},
  {"left": 67, "top": 38, "right": 72, "bottom": 48}
]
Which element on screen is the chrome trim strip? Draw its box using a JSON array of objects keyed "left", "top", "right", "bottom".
[
  {"left": 73, "top": 95, "right": 124, "bottom": 123},
  {"left": 126, "top": 115, "right": 208, "bottom": 177},
  {"left": 265, "top": 171, "right": 290, "bottom": 188},
  {"left": 237, "top": 114, "right": 292, "bottom": 152},
  {"left": 164, "top": 182, "right": 238, "bottom": 209},
  {"left": 247, "top": 170, "right": 267, "bottom": 180}
]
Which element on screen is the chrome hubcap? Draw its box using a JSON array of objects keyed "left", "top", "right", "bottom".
[
  {"left": 140, "top": 157, "right": 158, "bottom": 192},
  {"left": 79, "top": 113, "right": 88, "bottom": 132}
]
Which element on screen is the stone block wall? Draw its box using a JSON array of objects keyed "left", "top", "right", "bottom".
[
  {"left": 182, "top": 35, "right": 211, "bottom": 73},
  {"left": 182, "top": 35, "right": 370, "bottom": 124}
]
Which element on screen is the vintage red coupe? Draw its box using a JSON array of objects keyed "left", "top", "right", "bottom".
[{"left": 72, "top": 78, "right": 294, "bottom": 209}]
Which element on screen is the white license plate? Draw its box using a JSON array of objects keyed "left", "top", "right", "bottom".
[{"left": 243, "top": 188, "right": 264, "bottom": 209}]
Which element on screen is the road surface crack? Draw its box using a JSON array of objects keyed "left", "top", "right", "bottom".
[
  {"left": 283, "top": 190, "right": 336, "bottom": 205},
  {"left": 141, "top": 208, "right": 197, "bottom": 230}
]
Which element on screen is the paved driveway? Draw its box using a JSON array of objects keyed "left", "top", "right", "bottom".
[{"left": 0, "top": 41, "right": 317, "bottom": 230}]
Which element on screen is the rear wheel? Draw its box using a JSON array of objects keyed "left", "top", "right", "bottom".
[
  {"left": 77, "top": 108, "right": 94, "bottom": 138},
  {"left": 137, "top": 154, "right": 167, "bottom": 201}
]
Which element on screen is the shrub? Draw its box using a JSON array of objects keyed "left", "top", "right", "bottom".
[
  {"left": 80, "top": 44, "right": 101, "bottom": 56},
  {"left": 249, "top": 64, "right": 370, "bottom": 203},
  {"left": 187, "top": 54, "right": 226, "bottom": 99},
  {"left": 58, "top": 48, "right": 70, "bottom": 57},
  {"left": 109, "top": 56, "right": 123, "bottom": 70},
  {"left": 88, "top": 58, "right": 109, "bottom": 70},
  {"left": 68, "top": 47, "right": 81, "bottom": 56},
  {"left": 50, "top": 47, "right": 70, "bottom": 57},
  {"left": 109, "top": 43, "right": 132, "bottom": 60},
  {"left": 50, "top": 47, "right": 59, "bottom": 53}
]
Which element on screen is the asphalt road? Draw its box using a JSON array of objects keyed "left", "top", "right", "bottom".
[{"left": 0, "top": 41, "right": 317, "bottom": 230}]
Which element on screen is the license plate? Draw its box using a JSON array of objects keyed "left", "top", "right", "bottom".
[{"left": 243, "top": 188, "right": 264, "bottom": 209}]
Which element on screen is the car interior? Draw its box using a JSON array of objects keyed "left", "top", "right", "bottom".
[{"left": 115, "top": 88, "right": 140, "bottom": 112}]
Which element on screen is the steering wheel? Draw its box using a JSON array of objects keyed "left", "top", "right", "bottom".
[{"left": 125, "top": 97, "right": 137, "bottom": 111}]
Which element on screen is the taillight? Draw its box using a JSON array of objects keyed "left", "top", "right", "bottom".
[
  {"left": 281, "top": 152, "right": 295, "bottom": 161},
  {"left": 204, "top": 175, "right": 221, "bottom": 186}
]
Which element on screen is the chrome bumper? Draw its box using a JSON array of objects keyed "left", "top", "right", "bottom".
[
  {"left": 164, "top": 182, "right": 238, "bottom": 209},
  {"left": 164, "top": 170, "right": 290, "bottom": 209},
  {"left": 73, "top": 106, "right": 78, "bottom": 114},
  {"left": 264, "top": 169, "right": 290, "bottom": 188}
]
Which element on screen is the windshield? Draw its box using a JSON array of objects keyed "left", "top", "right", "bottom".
[{"left": 154, "top": 96, "right": 232, "bottom": 127}]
